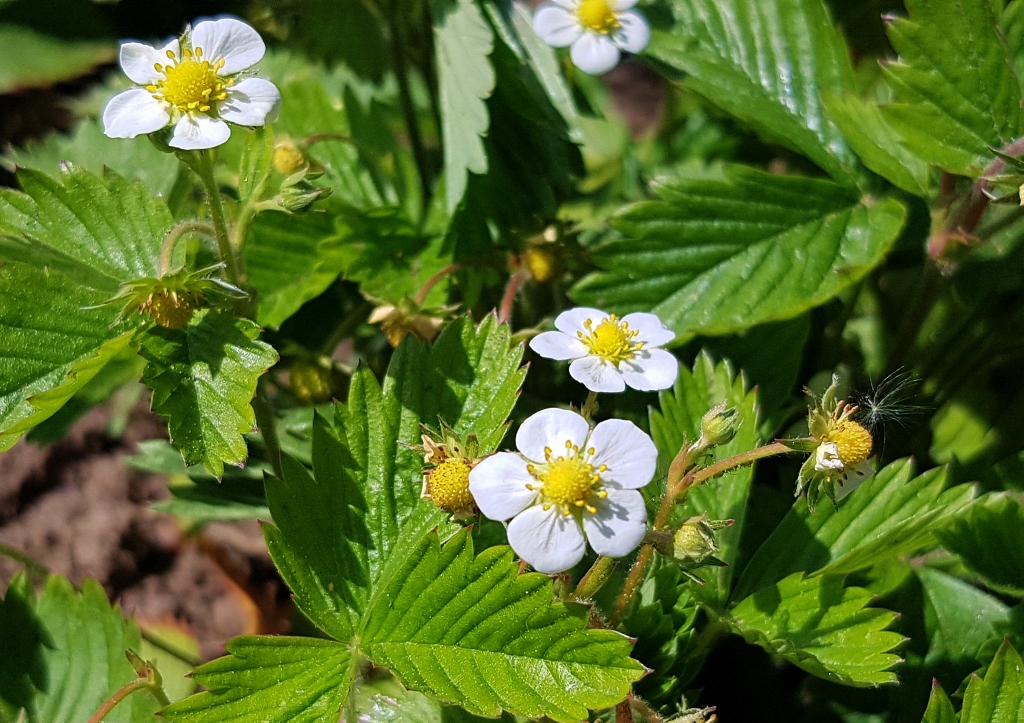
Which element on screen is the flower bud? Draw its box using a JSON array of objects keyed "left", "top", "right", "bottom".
[
  {"left": 699, "top": 402, "right": 738, "bottom": 447},
  {"left": 278, "top": 179, "right": 331, "bottom": 213},
  {"left": 272, "top": 139, "right": 307, "bottom": 175}
]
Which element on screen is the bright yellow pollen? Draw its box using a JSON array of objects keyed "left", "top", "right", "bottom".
[
  {"left": 428, "top": 459, "right": 475, "bottom": 513},
  {"left": 826, "top": 421, "right": 873, "bottom": 467},
  {"left": 150, "top": 47, "right": 229, "bottom": 113},
  {"left": 536, "top": 454, "right": 601, "bottom": 513},
  {"left": 578, "top": 315, "right": 641, "bottom": 365},
  {"left": 576, "top": 0, "right": 620, "bottom": 34}
]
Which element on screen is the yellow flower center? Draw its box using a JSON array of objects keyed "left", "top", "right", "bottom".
[
  {"left": 147, "top": 47, "right": 231, "bottom": 113},
  {"left": 428, "top": 458, "right": 475, "bottom": 513},
  {"left": 527, "top": 441, "right": 608, "bottom": 515},
  {"left": 578, "top": 315, "right": 642, "bottom": 365},
  {"left": 576, "top": 0, "right": 620, "bottom": 34},
  {"left": 826, "top": 420, "right": 873, "bottom": 467}
]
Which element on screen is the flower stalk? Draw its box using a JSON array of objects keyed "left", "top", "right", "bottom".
[
  {"left": 86, "top": 652, "right": 170, "bottom": 723},
  {"left": 193, "top": 149, "right": 242, "bottom": 285},
  {"left": 159, "top": 220, "right": 215, "bottom": 275}
]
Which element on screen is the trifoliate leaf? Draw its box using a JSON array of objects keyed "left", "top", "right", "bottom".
[
  {"left": 571, "top": 165, "right": 905, "bottom": 342},
  {"left": 649, "top": 0, "right": 860, "bottom": 183},
  {"left": 824, "top": 93, "right": 932, "bottom": 197},
  {"left": 360, "top": 529, "right": 645, "bottom": 720},
  {"left": 727, "top": 572, "right": 903, "bottom": 687},
  {"left": 161, "top": 636, "right": 353, "bottom": 723},
  {"left": 0, "top": 263, "right": 141, "bottom": 452},
  {"left": 0, "top": 166, "right": 169, "bottom": 292},
  {"left": 140, "top": 309, "right": 278, "bottom": 477},
  {"left": 0, "top": 24, "right": 113, "bottom": 93},
  {"left": 935, "top": 493, "right": 1024, "bottom": 597},
  {"left": 882, "top": 0, "right": 1024, "bottom": 177},
  {"left": 264, "top": 315, "right": 525, "bottom": 638},
  {"left": 733, "top": 459, "right": 974, "bottom": 600},
  {"left": 960, "top": 640, "right": 1024, "bottom": 723},
  {"left": 0, "top": 574, "right": 161, "bottom": 722},
  {"left": 434, "top": 0, "right": 495, "bottom": 211},
  {"left": 648, "top": 353, "right": 758, "bottom": 604}
]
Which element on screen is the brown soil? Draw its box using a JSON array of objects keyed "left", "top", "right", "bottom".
[{"left": 0, "top": 402, "right": 291, "bottom": 660}]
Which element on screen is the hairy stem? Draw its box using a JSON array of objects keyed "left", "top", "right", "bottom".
[
  {"left": 159, "top": 221, "right": 215, "bottom": 275},
  {"left": 574, "top": 555, "right": 616, "bottom": 601},
  {"left": 193, "top": 149, "right": 242, "bottom": 285},
  {"left": 86, "top": 677, "right": 170, "bottom": 723},
  {"left": 497, "top": 269, "right": 530, "bottom": 325}
]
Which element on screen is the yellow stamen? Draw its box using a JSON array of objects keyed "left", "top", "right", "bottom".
[
  {"left": 826, "top": 420, "right": 873, "bottom": 467},
  {"left": 148, "top": 45, "right": 228, "bottom": 114},
  {"left": 576, "top": 0, "right": 620, "bottom": 34},
  {"left": 579, "top": 315, "right": 642, "bottom": 366}
]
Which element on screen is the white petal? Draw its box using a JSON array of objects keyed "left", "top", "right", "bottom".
[
  {"left": 219, "top": 77, "right": 281, "bottom": 126},
  {"left": 570, "top": 33, "right": 621, "bottom": 75},
  {"left": 621, "top": 312, "right": 674, "bottom": 348},
  {"left": 612, "top": 11, "right": 650, "bottom": 54},
  {"left": 569, "top": 356, "right": 626, "bottom": 393},
  {"left": 532, "top": 4, "right": 582, "bottom": 48},
  {"left": 550, "top": 0, "right": 579, "bottom": 7},
  {"left": 836, "top": 461, "right": 874, "bottom": 501},
  {"left": 516, "top": 408, "right": 591, "bottom": 463},
  {"left": 554, "top": 307, "right": 608, "bottom": 336},
  {"left": 507, "top": 504, "right": 587, "bottom": 574},
  {"left": 169, "top": 113, "right": 231, "bottom": 150},
  {"left": 588, "top": 419, "right": 657, "bottom": 489},
  {"left": 583, "top": 489, "right": 647, "bottom": 558},
  {"left": 190, "top": 17, "right": 265, "bottom": 74},
  {"left": 102, "top": 89, "right": 170, "bottom": 138},
  {"left": 119, "top": 42, "right": 165, "bottom": 85},
  {"left": 468, "top": 453, "right": 539, "bottom": 521},
  {"left": 814, "top": 442, "right": 845, "bottom": 471},
  {"left": 613, "top": 0, "right": 638, "bottom": 9},
  {"left": 529, "top": 331, "right": 587, "bottom": 361},
  {"left": 620, "top": 348, "right": 679, "bottom": 392}
]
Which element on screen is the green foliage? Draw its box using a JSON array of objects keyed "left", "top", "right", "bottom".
[
  {"left": 726, "top": 572, "right": 903, "bottom": 687},
  {"left": 648, "top": 353, "right": 758, "bottom": 603},
  {"left": 0, "top": 574, "right": 161, "bottom": 723},
  {"left": 434, "top": 0, "right": 495, "bottom": 211},
  {"left": 649, "top": 0, "right": 860, "bottom": 183},
  {"left": 733, "top": 459, "right": 974, "bottom": 600},
  {"left": 161, "top": 637, "right": 353, "bottom": 722},
  {"left": 921, "top": 683, "right": 958, "bottom": 723},
  {"left": 935, "top": 493, "right": 1024, "bottom": 597},
  {"left": 140, "top": 310, "right": 278, "bottom": 476},
  {"left": 0, "top": 24, "right": 112, "bottom": 93},
  {"left": 572, "top": 166, "right": 905, "bottom": 341},
  {"left": 361, "top": 529, "right": 645, "bottom": 719},
  {"left": 959, "top": 640, "right": 1024, "bottom": 723},
  {"left": 882, "top": 0, "right": 1024, "bottom": 177}
]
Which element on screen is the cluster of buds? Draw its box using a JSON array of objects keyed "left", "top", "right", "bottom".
[
  {"left": 96, "top": 265, "right": 246, "bottom": 329},
  {"left": 414, "top": 420, "right": 483, "bottom": 519},
  {"left": 269, "top": 137, "right": 332, "bottom": 213},
  {"left": 647, "top": 513, "right": 733, "bottom": 583}
]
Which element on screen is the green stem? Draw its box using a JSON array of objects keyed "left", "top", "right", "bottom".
[
  {"left": 580, "top": 391, "right": 599, "bottom": 422},
  {"left": 0, "top": 542, "right": 49, "bottom": 576},
  {"left": 193, "top": 149, "right": 242, "bottom": 285},
  {"left": 253, "top": 379, "right": 283, "bottom": 479},
  {"left": 388, "top": 5, "right": 432, "bottom": 204},
  {"left": 574, "top": 555, "right": 616, "bottom": 601},
  {"left": 159, "top": 220, "right": 215, "bottom": 275},
  {"left": 86, "top": 677, "right": 170, "bottom": 723}
]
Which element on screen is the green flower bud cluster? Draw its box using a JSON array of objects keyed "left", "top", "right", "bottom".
[{"left": 647, "top": 514, "right": 732, "bottom": 583}]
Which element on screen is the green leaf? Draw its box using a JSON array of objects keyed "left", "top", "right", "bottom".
[
  {"left": 0, "top": 574, "right": 160, "bottom": 722},
  {"left": 238, "top": 126, "right": 273, "bottom": 203},
  {"left": 0, "top": 263, "right": 140, "bottom": 452},
  {"left": 3, "top": 118, "right": 183, "bottom": 199},
  {"left": 733, "top": 459, "right": 974, "bottom": 600},
  {"left": 265, "top": 315, "right": 526, "bottom": 637},
  {"left": 0, "top": 166, "right": 170, "bottom": 292},
  {"left": 151, "top": 477, "right": 271, "bottom": 523},
  {"left": 960, "top": 640, "right": 1024, "bottom": 723},
  {"left": 571, "top": 166, "right": 906, "bottom": 342},
  {"left": 139, "top": 309, "right": 278, "bottom": 477},
  {"left": 0, "top": 24, "right": 113, "bottom": 93},
  {"left": 649, "top": 0, "right": 860, "bottom": 183},
  {"left": 360, "top": 529, "right": 645, "bottom": 720},
  {"left": 290, "top": 0, "right": 389, "bottom": 83},
  {"left": 936, "top": 493, "right": 1024, "bottom": 597},
  {"left": 435, "top": 0, "right": 495, "bottom": 211},
  {"left": 648, "top": 353, "right": 758, "bottom": 603},
  {"left": 824, "top": 93, "right": 932, "bottom": 197},
  {"left": 726, "top": 572, "right": 903, "bottom": 686},
  {"left": 922, "top": 683, "right": 958, "bottom": 723},
  {"left": 161, "top": 636, "right": 354, "bottom": 723},
  {"left": 917, "top": 567, "right": 1012, "bottom": 668},
  {"left": 882, "top": 0, "right": 1024, "bottom": 177}
]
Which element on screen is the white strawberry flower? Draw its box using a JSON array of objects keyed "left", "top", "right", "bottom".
[
  {"left": 469, "top": 407, "right": 656, "bottom": 574},
  {"left": 530, "top": 307, "right": 677, "bottom": 393},
  {"left": 103, "top": 17, "right": 281, "bottom": 150},
  {"left": 532, "top": 0, "right": 650, "bottom": 75}
]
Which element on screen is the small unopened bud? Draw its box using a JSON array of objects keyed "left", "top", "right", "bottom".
[
  {"left": 699, "top": 402, "right": 738, "bottom": 447},
  {"left": 278, "top": 180, "right": 331, "bottom": 213},
  {"left": 272, "top": 140, "right": 307, "bottom": 175}
]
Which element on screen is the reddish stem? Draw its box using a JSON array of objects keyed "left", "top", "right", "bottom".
[
  {"left": 497, "top": 269, "right": 529, "bottom": 326},
  {"left": 414, "top": 263, "right": 459, "bottom": 306}
]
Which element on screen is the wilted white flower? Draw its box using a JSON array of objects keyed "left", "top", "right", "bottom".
[
  {"left": 530, "top": 307, "right": 677, "bottom": 393},
  {"left": 532, "top": 0, "right": 650, "bottom": 75},
  {"left": 103, "top": 17, "right": 280, "bottom": 150},
  {"left": 469, "top": 407, "right": 656, "bottom": 574}
]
